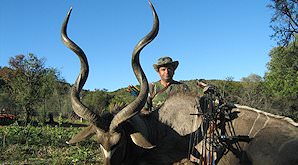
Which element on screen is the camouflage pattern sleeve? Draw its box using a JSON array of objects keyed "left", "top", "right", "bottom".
[{"left": 143, "top": 83, "right": 155, "bottom": 111}]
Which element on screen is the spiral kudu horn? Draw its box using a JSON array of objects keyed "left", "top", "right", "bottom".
[
  {"left": 61, "top": 7, "right": 99, "bottom": 125},
  {"left": 109, "top": 1, "right": 159, "bottom": 132},
  {"left": 61, "top": 1, "right": 159, "bottom": 133}
]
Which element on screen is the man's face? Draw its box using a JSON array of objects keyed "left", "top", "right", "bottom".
[{"left": 158, "top": 66, "right": 174, "bottom": 82}]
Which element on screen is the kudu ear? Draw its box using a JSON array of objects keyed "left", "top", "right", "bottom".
[
  {"left": 130, "top": 132, "right": 155, "bottom": 149},
  {"left": 66, "top": 125, "right": 96, "bottom": 144}
]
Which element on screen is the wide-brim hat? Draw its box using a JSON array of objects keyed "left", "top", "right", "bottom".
[{"left": 153, "top": 56, "right": 179, "bottom": 72}]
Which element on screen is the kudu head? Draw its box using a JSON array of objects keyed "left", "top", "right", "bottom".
[{"left": 61, "top": 1, "right": 159, "bottom": 164}]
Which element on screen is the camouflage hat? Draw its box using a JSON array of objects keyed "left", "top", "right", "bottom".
[{"left": 153, "top": 56, "right": 179, "bottom": 72}]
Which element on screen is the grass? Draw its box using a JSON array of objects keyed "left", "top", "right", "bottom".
[{"left": 0, "top": 123, "right": 103, "bottom": 164}]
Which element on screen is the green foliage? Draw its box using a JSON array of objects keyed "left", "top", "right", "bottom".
[
  {"left": 0, "top": 125, "right": 102, "bottom": 164},
  {"left": 82, "top": 89, "right": 113, "bottom": 114},
  {"left": 239, "top": 75, "right": 270, "bottom": 109},
  {"left": 0, "top": 92, "right": 16, "bottom": 114},
  {"left": 240, "top": 74, "right": 263, "bottom": 83},
  {"left": 1, "top": 54, "right": 66, "bottom": 123},
  {"left": 0, "top": 76, "right": 5, "bottom": 89},
  {"left": 265, "top": 40, "right": 298, "bottom": 98},
  {"left": 208, "top": 78, "right": 242, "bottom": 103},
  {"left": 263, "top": 39, "right": 298, "bottom": 120},
  {"left": 110, "top": 87, "right": 136, "bottom": 104},
  {"left": 181, "top": 79, "right": 203, "bottom": 96}
]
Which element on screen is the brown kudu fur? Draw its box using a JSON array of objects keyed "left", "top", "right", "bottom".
[
  {"left": 188, "top": 104, "right": 298, "bottom": 165},
  {"left": 223, "top": 105, "right": 298, "bottom": 165}
]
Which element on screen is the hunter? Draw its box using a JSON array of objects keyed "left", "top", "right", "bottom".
[{"left": 141, "top": 56, "right": 190, "bottom": 115}]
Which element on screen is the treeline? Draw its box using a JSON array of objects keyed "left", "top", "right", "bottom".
[
  {"left": 0, "top": 37, "right": 297, "bottom": 124},
  {"left": 0, "top": 54, "right": 138, "bottom": 124},
  {"left": 0, "top": 38, "right": 298, "bottom": 123}
]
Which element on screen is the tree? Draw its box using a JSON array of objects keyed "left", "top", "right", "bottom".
[
  {"left": 239, "top": 74, "right": 269, "bottom": 109},
  {"left": 7, "top": 54, "right": 62, "bottom": 124},
  {"left": 268, "top": 0, "right": 298, "bottom": 46},
  {"left": 38, "top": 68, "right": 66, "bottom": 122},
  {"left": 0, "top": 66, "right": 15, "bottom": 86},
  {"left": 265, "top": 40, "right": 298, "bottom": 98},
  {"left": 240, "top": 74, "right": 263, "bottom": 83},
  {"left": 264, "top": 38, "right": 298, "bottom": 119}
]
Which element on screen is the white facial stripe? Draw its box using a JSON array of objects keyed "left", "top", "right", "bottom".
[
  {"left": 100, "top": 145, "right": 111, "bottom": 158},
  {"left": 100, "top": 144, "right": 118, "bottom": 160}
]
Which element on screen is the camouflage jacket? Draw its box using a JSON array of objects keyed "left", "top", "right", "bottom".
[{"left": 145, "top": 80, "right": 190, "bottom": 110}]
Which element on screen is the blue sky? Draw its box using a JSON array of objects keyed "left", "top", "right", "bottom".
[{"left": 0, "top": 0, "right": 275, "bottom": 91}]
